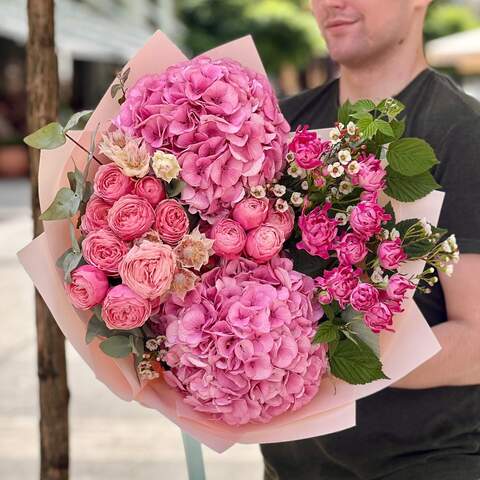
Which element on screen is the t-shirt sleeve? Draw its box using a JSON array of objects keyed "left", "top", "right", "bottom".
[{"left": 435, "top": 116, "right": 480, "bottom": 254}]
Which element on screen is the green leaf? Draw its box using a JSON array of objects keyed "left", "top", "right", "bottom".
[
  {"left": 63, "top": 110, "right": 93, "bottom": 133},
  {"left": 99, "top": 336, "right": 133, "bottom": 358},
  {"left": 39, "top": 188, "right": 81, "bottom": 220},
  {"left": 404, "top": 239, "right": 433, "bottom": 259},
  {"left": 121, "top": 67, "right": 131, "bottom": 83},
  {"left": 362, "top": 121, "right": 379, "bottom": 140},
  {"left": 322, "top": 303, "right": 336, "bottom": 322},
  {"left": 351, "top": 111, "right": 373, "bottom": 122},
  {"left": 387, "top": 138, "right": 439, "bottom": 176},
  {"left": 377, "top": 98, "right": 405, "bottom": 119},
  {"left": 68, "top": 221, "right": 81, "bottom": 253},
  {"left": 67, "top": 167, "right": 86, "bottom": 200},
  {"left": 385, "top": 167, "right": 441, "bottom": 202},
  {"left": 129, "top": 335, "right": 145, "bottom": 357},
  {"left": 347, "top": 316, "right": 381, "bottom": 358},
  {"left": 83, "top": 181, "right": 94, "bottom": 203},
  {"left": 337, "top": 100, "right": 353, "bottom": 125},
  {"left": 313, "top": 320, "right": 340, "bottom": 344},
  {"left": 56, "top": 248, "right": 83, "bottom": 283},
  {"left": 85, "top": 314, "right": 112, "bottom": 344},
  {"left": 24, "top": 122, "right": 66, "bottom": 150},
  {"left": 353, "top": 99, "right": 376, "bottom": 113},
  {"left": 395, "top": 218, "right": 418, "bottom": 237},
  {"left": 328, "top": 338, "right": 389, "bottom": 385},
  {"left": 110, "top": 83, "right": 122, "bottom": 98},
  {"left": 374, "top": 119, "right": 394, "bottom": 137},
  {"left": 166, "top": 179, "right": 186, "bottom": 198},
  {"left": 391, "top": 120, "right": 406, "bottom": 140}
]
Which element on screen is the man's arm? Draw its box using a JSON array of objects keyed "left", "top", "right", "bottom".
[{"left": 392, "top": 253, "right": 480, "bottom": 389}]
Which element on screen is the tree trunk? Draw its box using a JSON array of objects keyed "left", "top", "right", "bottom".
[{"left": 26, "top": 1, "right": 70, "bottom": 479}]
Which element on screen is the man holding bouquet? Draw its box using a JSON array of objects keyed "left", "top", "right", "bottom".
[{"left": 261, "top": 0, "right": 480, "bottom": 479}]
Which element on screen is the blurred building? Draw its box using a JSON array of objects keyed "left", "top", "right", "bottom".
[{"left": 0, "top": 0, "right": 181, "bottom": 177}]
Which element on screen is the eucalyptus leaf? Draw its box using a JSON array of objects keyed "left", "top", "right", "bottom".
[
  {"left": 385, "top": 167, "right": 441, "bottom": 202},
  {"left": 166, "top": 179, "right": 186, "bottom": 198},
  {"left": 130, "top": 335, "right": 145, "bottom": 357},
  {"left": 56, "top": 248, "right": 83, "bottom": 283},
  {"left": 110, "top": 83, "right": 122, "bottom": 98},
  {"left": 121, "top": 67, "right": 131, "bottom": 83},
  {"left": 39, "top": 188, "right": 81, "bottom": 220},
  {"left": 85, "top": 314, "right": 112, "bottom": 344},
  {"left": 328, "top": 338, "right": 389, "bottom": 385},
  {"left": 100, "top": 335, "right": 133, "bottom": 358},
  {"left": 63, "top": 110, "right": 93, "bottom": 133},
  {"left": 387, "top": 138, "right": 438, "bottom": 176},
  {"left": 24, "top": 122, "right": 66, "bottom": 150}
]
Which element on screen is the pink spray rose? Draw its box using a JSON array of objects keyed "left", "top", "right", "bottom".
[
  {"left": 378, "top": 239, "right": 407, "bottom": 270},
  {"left": 82, "top": 229, "right": 130, "bottom": 275},
  {"left": 316, "top": 265, "right": 361, "bottom": 308},
  {"left": 288, "top": 126, "right": 330, "bottom": 170},
  {"left": 245, "top": 225, "right": 284, "bottom": 263},
  {"left": 353, "top": 154, "right": 386, "bottom": 192},
  {"left": 265, "top": 201, "right": 294, "bottom": 240},
  {"left": 211, "top": 218, "right": 246, "bottom": 259},
  {"left": 349, "top": 201, "right": 390, "bottom": 240},
  {"left": 93, "top": 163, "right": 134, "bottom": 204},
  {"left": 107, "top": 194, "right": 155, "bottom": 241},
  {"left": 119, "top": 240, "right": 176, "bottom": 299},
  {"left": 335, "top": 233, "right": 368, "bottom": 265},
  {"left": 64, "top": 265, "right": 109, "bottom": 310},
  {"left": 364, "top": 302, "right": 394, "bottom": 333},
  {"left": 154, "top": 199, "right": 190, "bottom": 245},
  {"left": 350, "top": 283, "right": 380, "bottom": 312},
  {"left": 386, "top": 273, "right": 415, "bottom": 301},
  {"left": 102, "top": 284, "right": 151, "bottom": 330},
  {"left": 232, "top": 197, "right": 269, "bottom": 231},
  {"left": 80, "top": 195, "right": 110, "bottom": 234},
  {"left": 158, "top": 255, "right": 327, "bottom": 425},
  {"left": 134, "top": 175, "right": 166, "bottom": 206},
  {"left": 297, "top": 204, "right": 338, "bottom": 259}
]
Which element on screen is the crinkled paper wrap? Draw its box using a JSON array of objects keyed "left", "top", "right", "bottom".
[{"left": 17, "top": 31, "right": 442, "bottom": 452}]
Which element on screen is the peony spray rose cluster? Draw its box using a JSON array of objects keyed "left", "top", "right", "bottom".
[
  {"left": 157, "top": 256, "right": 328, "bottom": 425},
  {"left": 114, "top": 56, "right": 290, "bottom": 223}
]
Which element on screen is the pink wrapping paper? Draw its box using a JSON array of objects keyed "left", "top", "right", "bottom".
[{"left": 17, "top": 31, "right": 442, "bottom": 452}]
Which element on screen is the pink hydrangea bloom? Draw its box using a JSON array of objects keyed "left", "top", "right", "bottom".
[
  {"left": 114, "top": 56, "right": 290, "bottom": 223},
  {"left": 156, "top": 256, "right": 328, "bottom": 425}
]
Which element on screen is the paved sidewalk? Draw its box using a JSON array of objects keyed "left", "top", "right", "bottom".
[{"left": 0, "top": 178, "right": 263, "bottom": 480}]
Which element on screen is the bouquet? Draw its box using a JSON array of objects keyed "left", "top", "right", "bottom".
[{"left": 19, "top": 31, "right": 457, "bottom": 450}]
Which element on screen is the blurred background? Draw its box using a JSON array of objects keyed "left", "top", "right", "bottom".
[{"left": 1, "top": 0, "right": 480, "bottom": 479}]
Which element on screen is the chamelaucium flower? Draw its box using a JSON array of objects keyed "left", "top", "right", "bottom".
[
  {"left": 328, "top": 162, "right": 344, "bottom": 178},
  {"left": 338, "top": 149, "right": 352, "bottom": 165}
]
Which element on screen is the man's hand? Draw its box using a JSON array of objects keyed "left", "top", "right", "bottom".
[{"left": 392, "top": 253, "right": 480, "bottom": 389}]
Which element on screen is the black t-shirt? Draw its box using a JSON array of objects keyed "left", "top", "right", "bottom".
[{"left": 261, "top": 69, "right": 480, "bottom": 480}]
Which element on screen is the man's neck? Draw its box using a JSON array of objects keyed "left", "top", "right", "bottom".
[{"left": 338, "top": 49, "right": 429, "bottom": 104}]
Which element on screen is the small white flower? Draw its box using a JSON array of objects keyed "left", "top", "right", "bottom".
[
  {"left": 275, "top": 198, "right": 289, "bottom": 212},
  {"left": 329, "top": 127, "right": 341, "bottom": 144},
  {"left": 419, "top": 217, "right": 432, "bottom": 236},
  {"left": 290, "top": 192, "right": 304, "bottom": 206},
  {"left": 330, "top": 187, "right": 338, "bottom": 195},
  {"left": 347, "top": 160, "right": 360, "bottom": 175},
  {"left": 381, "top": 229, "right": 390, "bottom": 240},
  {"left": 445, "top": 264, "right": 454, "bottom": 277},
  {"left": 272, "top": 184, "right": 287, "bottom": 197},
  {"left": 335, "top": 212, "right": 348, "bottom": 226},
  {"left": 286, "top": 151, "right": 296, "bottom": 163},
  {"left": 301, "top": 181, "right": 309, "bottom": 191},
  {"left": 347, "top": 121, "right": 357, "bottom": 135},
  {"left": 441, "top": 240, "right": 452, "bottom": 253},
  {"left": 151, "top": 150, "right": 181, "bottom": 183},
  {"left": 339, "top": 180, "right": 353, "bottom": 195},
  {"left": 390, "top": 228, "right": 400, "bottom": 241},
  {"left": 447, "top": 234, "right": 458, "bottom": 251},
  {"left": 452, "top": 250, "right": 460, "bottom": 263},
  {"left": 371, "top": 266, "right": 385, "bottom": 284},
  {"left": 287, "top": 163, "right": 306, "bottom": 178},
  {"left": 325, "top": 195, "right": 332, "bottom": 203},
  {"left": 338, "top": 149, "right": 352, "bottom": 165},
  {"left": 250, "top": 185, "right": 266, "bottom": 199},
  {"left": 346, "top": 205, "right": 355, "bottom": 215},
  {"left": 145, "top": 339, "right": 158, "bottom": 351},
  {"left": 327, "top": 162, "right": 344, "bottom": 178},
  {"left": 337, "top": 122, "right": 345, "bottom": 130}
]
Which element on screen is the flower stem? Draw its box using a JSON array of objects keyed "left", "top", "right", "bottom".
[{"left": 65, "top": 132, "right": 103, "bottom": 166}]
